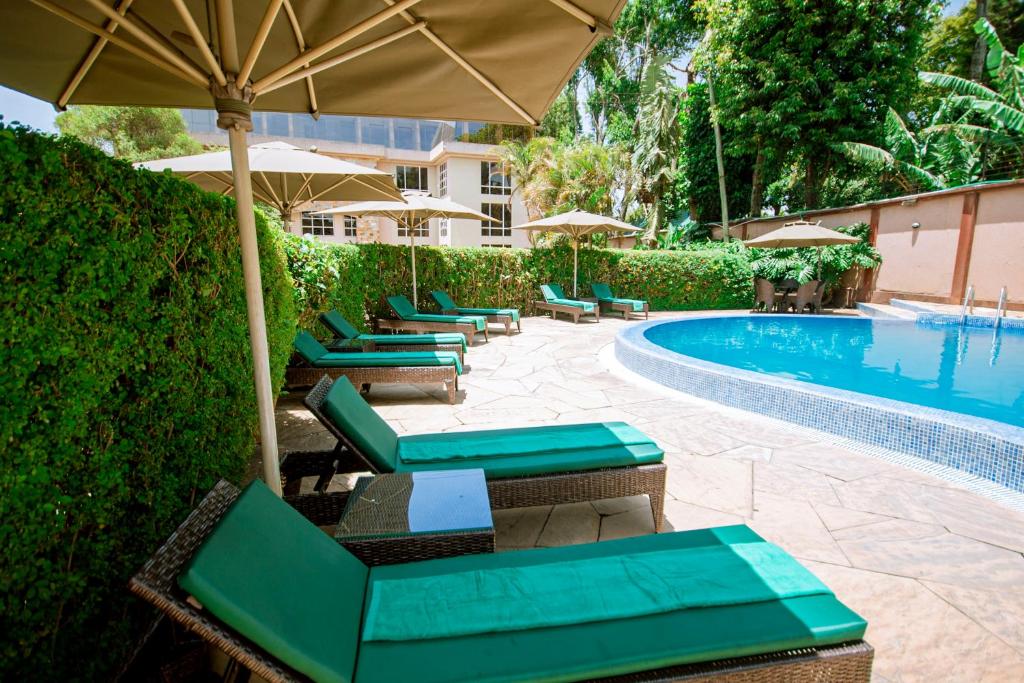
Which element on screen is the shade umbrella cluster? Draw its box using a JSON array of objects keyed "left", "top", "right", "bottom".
[
  {"left": 136, "top": 141, "right": 401, "bottom": 226},
  {"left": 743, "top": 220, "right": 859, "bottom": 280},
  {"left": 318, "top": 191, "right": 494, "bottom": 307},
  {"left": 0, "top": 0, "right": 626, "bottom": 494},
  {"left": 512, "top": 209, "right": 639, "bottom": 296}
]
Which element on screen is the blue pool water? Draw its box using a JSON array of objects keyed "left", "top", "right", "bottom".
[{"left": 644, "top": 316, "right": 1024, "bottom": 428}]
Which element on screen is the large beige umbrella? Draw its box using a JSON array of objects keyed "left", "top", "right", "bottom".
[
  {"left": 0, "top": 0, "right": 625, "bottom": 495},
  {"left": 744, "top": 220, "right": 859, "bottom": 279},
  {"left": 318, "top": 191, "right": 494, "bottom": 307},
  {"left": 136, "top": 141, "right": 401, "bottom": 227},
  {"left": 512, "top": 209, "right": 639, "bottom": 296}
]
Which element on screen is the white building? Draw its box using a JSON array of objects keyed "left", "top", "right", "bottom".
[{"left": 183, "top": 110, "right": 530, "bottom": 249}]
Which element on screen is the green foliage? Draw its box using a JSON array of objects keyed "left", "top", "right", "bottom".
[
  {"left": 918, "top": 1, "right": 1024, "bottom": 81},
  {"left": 538, "top": 90, "right": 581, "bottom": 144},
  {"left": 55, "top": 106, "right": 202, "bottom": 162},
  {"left": 747, "top": 223, "right": 882, "bottom": 288},
  {"left": 0, "top": 123, "right": 295, "bottom": 680},
  {"left": 282, "top": 235, "right": 367, "bottom": 331}
]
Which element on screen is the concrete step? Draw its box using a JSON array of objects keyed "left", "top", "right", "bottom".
[{"left": 856, "top": 302, "right": 917, "bottom": 320}]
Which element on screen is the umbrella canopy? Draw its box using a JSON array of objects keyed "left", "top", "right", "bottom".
[
  {"left": 744, "top": 221, "right": 859, "bottom": 280},
  {"left": 318, "top": 192, "right": 494, "bottom": 306},
  {"left": 0, "top": 0, "right": 626, "bottom": 495},
  {"left": 512, "top": 209, "right": 639, "bottom": 296},
  {"left": 136, "top": 141, "right": 401, "bottom": 225}
]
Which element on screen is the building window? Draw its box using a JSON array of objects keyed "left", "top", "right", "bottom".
[
  {"left": 398, "top": 223, "right": 429, "bottom": 238},
  {"left": 481, "top": 243, "right": 512, "bottom": 248},
  {"left": 394, "top": 165, "right": 428, "bottom": 192},
  {"left": 394, "top": 121, "right": 416, "bottom": 149},
  {"left": 481, "top": 161, "right": 511, "bottom": 195},
  {"left": 481, "top": 202, "right": 511, "bottom": 237},
  {"left": 301, "top": 211, "right": 334, "bottom": 236},
  {"left": 341, "top": 215, "right": 357, "bottom": 237},
  {"left": 439, "top": 217, "right": 449, "bottom": 238},
  {"left": 438, "top": 163, "right": 448, "bottom": 197}
]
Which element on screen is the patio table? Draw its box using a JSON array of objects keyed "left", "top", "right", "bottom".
[{"left": 334, "top": 469, "right": 494, "bottom": 565}]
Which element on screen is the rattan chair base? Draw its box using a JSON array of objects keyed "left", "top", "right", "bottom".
[
  {"left": 132, "top": 481, "right": 873, "bottom": 683},
  {"left": 284, "top": 365, "right": 458, "bottom": 403},
  {"left": 375, "top": 317, "right": 487, "bottom": 344},
  {"left": 340, "top": 530, "right": 495, "bottom": 566},
  {"left": 534, "top": 300, "right": 600, "bottom": 323},
  {"left": 441, "top": 308, "right": 520, "bottom": 334}
]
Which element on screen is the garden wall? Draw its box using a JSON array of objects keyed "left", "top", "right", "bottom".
[{"left": 0, "top": 124, "right": 296, "bottom": 680}]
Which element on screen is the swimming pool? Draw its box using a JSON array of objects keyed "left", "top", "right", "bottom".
[{"left": 615, "top": 314, "right": 1024, "bottom": 494}]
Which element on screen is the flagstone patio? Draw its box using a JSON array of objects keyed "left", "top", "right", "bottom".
[{"left": 274, "top": 311, "right": 1024, "bottom": 682}]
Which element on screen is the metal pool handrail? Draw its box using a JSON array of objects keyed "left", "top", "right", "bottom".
[
  {"left": 995, "top": 286, "right": 1008, "bottom": 331},
  {"left": 960, "top": 285, "right": 975, "bottom": 325}
]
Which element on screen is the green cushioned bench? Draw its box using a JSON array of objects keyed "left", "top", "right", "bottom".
[
  {"left": 286, "top": 331, "right": 462, "bottom": 403},
  {"left": 321, "top": 310, "right": 467, "bottom": 363},
  {"left": 130, "top": 480, "right": 873, "bottom": 683},
  {"left": 381, "top": 295, "right": 488, "bottom": 344},
  {"left": 535, "top": 283, "right": 599, "bottom": 323},
  {"left": 430, "top": 291, "right": 520, "bottom": 334},
  {"left": 591, "top": 282, "right": 649, "bottom": 320}
]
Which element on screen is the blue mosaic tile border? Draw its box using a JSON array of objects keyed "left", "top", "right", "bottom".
[
  {"left": 889, "top": 299, "right": 1024, "bottom": 330},
  {"left": 616, "top": 315, "right": 1024, "bottom": 494}
]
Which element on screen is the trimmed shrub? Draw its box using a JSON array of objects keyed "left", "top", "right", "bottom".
[
  {"left": 0, "top": 124, "right": 296, "bottom": 680},
  {"left": 282, "top": 234, "right": 366, "bottom": 331}
]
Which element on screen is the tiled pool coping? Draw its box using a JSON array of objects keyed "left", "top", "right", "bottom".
[{"left": 616, "top": 314, "right": 1024, "bottom": 494}]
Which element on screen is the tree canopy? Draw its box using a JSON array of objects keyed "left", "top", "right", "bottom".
[{"left": 55, "top": 106, "right": 201, "bottom": 162}]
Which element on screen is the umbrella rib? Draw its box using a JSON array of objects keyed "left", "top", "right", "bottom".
[
  {"left": 215, "top": 0, "right": 240, "bottom": 71},
  {"left": 252, "top": 0, "right": 424, "bottom": 92},
  {"left": 545, "top": 0, "right": 613, "bottom": 35},
  {"left": 29, "top": 0, "right": 207, "bottom": 88},
  {"left": 282, "top": 0, "right": 319, "bottom": 116},
  {"left": 81, "top": 0, "right": 209, "bottom": 85},
  {"left": 169, "top": 0, "right": 227, "bottom": 86},
  {"left": 255, "top": 22, "right": 424, "bottom": 96},
  {"left": 254, "top": 172, "right": 283, "bottom": 207},
  {"left": 237, "top": 0, "right": 284, "bottom": 87},
  {"left": 290, "top": 173, "right": 315, "bottom": 207},
  {"left": 57, "top": 0, "right": 134, "bottom": 109}
]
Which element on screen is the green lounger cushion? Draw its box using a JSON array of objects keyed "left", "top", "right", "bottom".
[
  {"left": 363, "top": 540, "right": 830, "bottom": 641},
  {"left": 592, "top": 283, "right": 647, "bottom": 312},
  {"left": 540, "top": 284, "right": 595, "bottom": 312},
  {"left": 179, "top": 481, "right": 367, "bottom": 683},
  {"left": 322, "top": 378, "right": 399, "bottom": 471},
  {"left": 321, "top": 310, "right": 363, "bottom": 339},
  {"left": 388, "top": 295, "right": 486, "bottom": 331},
  {"left": 430, "top": 291, "right": 520, "bottom": 322},
  {"left": 322, "top": 311, "right": 468, "bottom": 351},
  {"left": 294, "top": 331, "right": 462, "bottom": 373},
  {"left": 357, "top": 527, "right": 868, "bottom": 683}
]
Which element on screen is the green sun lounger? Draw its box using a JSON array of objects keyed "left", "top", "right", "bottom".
[
  {"left": 132, "top": 479, "right": 873, "bottom": 683},
  {"left": 287, "top": 331, "right": 462, "bottom": 403},
  {"left": 429, "top": 291, "right": 520, "bottom": 334},
  {"left": 591, "top": 282, "right": 649, "bottom": 320},
  {"left": 382, "top": 295, "right": 488, "bottom": 344},
  {"left": 535, "top": 283, "right": 599, "bottom": 323},
  {"left": 320, "top": 310, "right": 467, "bottom": 362}
]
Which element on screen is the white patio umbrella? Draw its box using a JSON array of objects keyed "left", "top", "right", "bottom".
[
  {"left": 136, "top": 141, "right": 401, "bottom": 227},
  {"left": 318, "top": 192, "right": 494, "bottom": 307},
  {"left": 512, "top": 209, "right": 639, "bottom": 296},
  {"left": 743, "top": 220, "right": 859, "bottom": 279},
  {"left": 0, "top": 0, "right": 625, "bottom": 495}
]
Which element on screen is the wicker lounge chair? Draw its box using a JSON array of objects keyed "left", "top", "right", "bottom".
[
  {"left": 591, "top": 282, "right": 649, "bottom": 320},
  {"left": 380, "top": 295, "right": 488, "bottom": 344},
  {"left": 130, "top": 479, "right": 874, "bottom": 683},
  {"left": 795, "top": 280, "right": 825, "bottom": 314},
  {"left": 534, "top": 284, "right": 599, "bottom": 323},
  {"left": 281, "top": 375, "right": 667, "bottom": 530},
  {"left": 320, "top": 310, "right": 466, "bottom": 363},
  {"left": 430, "top": 290, "right": 520, "bottom": 334},
  {"left": 753, "top": 278, "right": 775, "bottom": 312},
  {"left": 286, "top": 332, "right": 462, "bottom": 404}
]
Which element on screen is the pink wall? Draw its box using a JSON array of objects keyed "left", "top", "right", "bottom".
[
  {"left": 872, "top": 195, "right": 962, "bottom": 299},
  {"left": 967, "top": 185, "right": 1024, "bottom": 305}
]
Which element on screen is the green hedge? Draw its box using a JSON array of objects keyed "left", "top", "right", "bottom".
[
  {"left": 282, "top": 235, "right": 753, "bottom": 335},
  {"left": 0, "top": 124, "right": 296, "bottom": 680}
]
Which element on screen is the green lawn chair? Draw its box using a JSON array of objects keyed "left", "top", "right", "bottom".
[
  {"left": 288, "top": 331, "right": 462, "bottom": 403},
  {"left": 535, "top": 283, "right": 599, "bottom": 323},
  {"left": 382, "top": 295, "right": 488, "bottom": 344},
  {"left": 131, "top": 479, "right": 873, "bottom": 683},
  {"left": 430, "top": 291, "right": 520, "bottom": 334},
  {"left": 591, "top": 282, "right": 649, "bottom": 320},
  {"left": 320, "top": 310, "right": 467, "bottom": 363}
]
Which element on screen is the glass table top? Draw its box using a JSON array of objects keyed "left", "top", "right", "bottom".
[{"left": 335, "top": 469, "right": 492, "bottom": 540}]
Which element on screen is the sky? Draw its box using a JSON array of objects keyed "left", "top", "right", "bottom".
[{"left": 0, "top": 0, "right": 972, "bottom": 135}]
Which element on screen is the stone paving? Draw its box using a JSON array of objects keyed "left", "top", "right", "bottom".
[{"left": 275, "top": 311, "right": 1024, "bottom": 682}]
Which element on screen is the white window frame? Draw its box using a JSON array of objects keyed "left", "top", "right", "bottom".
[
  {"left": 439, "top": 162, "right": 448, "bottom": 197},
  {"left": 480, "top": 161, "right": 511, "bottom": 195},
  {"left": 394, "top": 165, "right": 429, "bottom": 192},
  {"left": 398, "top": 222, "right": 429, "bottom": 238},
  {"left": 438, "top": 217, "right": 450, "bottom": 238},
  {"left": 341, "top": 215, "right": 357, "bottom": 237},
  {"left": 480, "top": 202, "right": 512, "bottom": 238},
  {"left": 301, "top": 211, "right": 334, "bottom": 236}
]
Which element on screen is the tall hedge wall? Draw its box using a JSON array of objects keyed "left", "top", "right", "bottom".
[
  {"left": 0, "top": 124, "right": 296, "bottom": 679},
  {"left": 282, "top": 235, "right": 753, "bottom": 333}
]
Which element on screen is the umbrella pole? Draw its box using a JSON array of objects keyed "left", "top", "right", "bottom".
[
  {"left": 573, "top": 238, "right": 579, "bottom": 297},
  {"left": 410, "top": 227, "right": 418, "bottom": 308},
  {"left": 817, "top": 246, "right": 822, "bottom": 281},
  {"left": 227, "top": 124, "right": 282, "bottom": 497}
]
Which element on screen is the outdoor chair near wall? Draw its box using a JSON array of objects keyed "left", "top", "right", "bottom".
[
  {"left": 534, "top": 283, "right": 600, "bottom": 323},
  {"left": 280, "top": 375, "right": 667, "bottom": 530},
  {"left": 320, "top": 310, "right": 466, "bottom": 364},
  {"left": 795, "top": 280, "right": 825, "bottom": 314},
  {"left": 286, "top": 331, "right": 462, "bottom": 404},
  {"left": 430, "top": 290, "right": 521, "bottom": 334},
  {"left": 753, "top": 278, "right": 776, "bottom": 313},
  {"left": 130, "top": 479, "right": 873, "bottom": 683},
  {"left": 381, "top": 295, "right": 489, "bottom": 344},
  {"left": 590, "top": 282, "right": 649, "bottom": 320}
]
